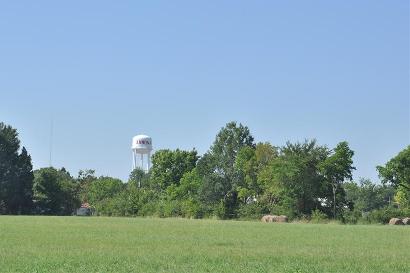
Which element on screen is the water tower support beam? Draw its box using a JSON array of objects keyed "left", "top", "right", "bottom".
[
  {"left": 141, "top": 154, "right": 144, "bottom": 172},
  {"left": 147, "top": 151, "right": 151, "bottom": 171}
]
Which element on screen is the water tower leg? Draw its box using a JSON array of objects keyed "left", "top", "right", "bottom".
[
  {"left": 147, "top": 152, "right": 151, "bottom": 171},
  {"left": 141, "top": 154, "right": 144, "bottom": 172},
  {"left": 132, "top": 151, "right": 135, "bottom": 170}
]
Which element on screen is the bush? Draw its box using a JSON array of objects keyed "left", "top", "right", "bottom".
[
  {"left": 366, "top": 207, "right": 410, "bottom": 224},
  {"left": 138, "top": 201, "right": 158, "bottom": 216},
  {"left": 163, "top": 200, "right": 182, "bottom": 217},
  {"left": 292, "top": 214, "right": 310, "bottom": 224},
  {"left": 215, "top": 201, "right": 227, "bottom": 219},
  {"left": 270, "top": 206, "right": 296, "bottom": 220},
  {"left": 237, "top": 202, "right": 265, "bottom": 220},
  {"left": 310, "top": 209, "right": 328, "bottom": 224},
  {"left": 341, "top": 208, "right": 361, "bottom": 224},
  {"left": 180, "top": 198, "right": 203, "bottom": 219}
]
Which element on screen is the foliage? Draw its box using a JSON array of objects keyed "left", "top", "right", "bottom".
[
  {"left": 365, "top": 206, "right": 410, "bottom": 224},
  {"left": 33, "top": 167, "right": 80, "bottom": 215},
  {"left": 86, "top": 176, "right": 124, "bottom": 205},
  {"left": 319, "top": 141, "right": 355, "bottom": 218},
  {"left": 344, "top": 179, "right": 394, "bottom": 212},
  {"left": 2, "top": 120, "right": 409, "bottom": 223},
  {"left": 0, "top": 122, "right": 34, "bottom": 214},
  {"left": 235, "top": 142, "right": 278, "bottom": 203},
  {"left": 198, "top": 122, "right": 255, "bottom": 218},
  {"left": 86, "top": 123, "right": 404, "bottom": 224},
  {"left": 77, "top": 169, "right": 97, "bottom": 202},
  {"left": 310, "top": 209, "right": 328, "bottom": 223},
  {"left": 394, "top": 186, "right": 410, "bottom": 208},
  {"left": 237, "top": 202, "right": 265, "bottom": 219},
  {"left": 377, "top": 145, "right": 410, "bottom": 190},
  {"left": 257, "top": 140, "right": 329, "bottom": 217},
  {"left": 128, "top": 168, "right": 150, "bottom": 188},
  {"left": 340, "top": 208, "right": 361, "bottom": 224},
  {"left": 150, "top": 149, "right": 198, "bottom": 191}
]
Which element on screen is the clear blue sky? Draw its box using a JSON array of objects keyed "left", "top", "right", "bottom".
[{"left": 1, "top": 1, "right": 408, "bottom": 182}]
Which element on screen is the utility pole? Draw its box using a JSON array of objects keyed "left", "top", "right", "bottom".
[{"left": 49, "top": 118, "right": 53, "bottom": 167}]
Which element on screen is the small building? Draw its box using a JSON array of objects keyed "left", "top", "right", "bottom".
[{"left": 76, "top": 202, "right": 92, "bottom": 216}]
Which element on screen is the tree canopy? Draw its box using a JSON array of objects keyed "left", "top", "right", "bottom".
[
  {"left": 377, "top": 145, "right": 410, "bottom": 190},
  {"left": 1, "top": 120, "right": 408, "bottom": 224},
  {"left": 0, "top": 122, "right": 34, "bottom": 214},
  {"left": 33, "top": 167, "right": 79, "bottom": 215}
]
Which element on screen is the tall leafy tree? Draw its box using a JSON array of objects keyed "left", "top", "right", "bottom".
[
  {"left": 167, "top": 168, "right": 202, "bottom": 200},
  {"left": 33, "top": 167, "right": 80, "bottom": 215},
  {"left": 150, "top": 149, "right": 198, "bottom": 191},
  {"left": 235, "top": 143, "right": 278, "bottom": 203},
  {"left": 258, "top": 140, "right": 329, "bottom": 216},
  {"left": 86, "top": 176, "right": 124, "bottom": 205},
  {"left": 198, "top": 121, "right": 255, "bottom": 218},
  {"left": 319, "top": 141, "right": 355, "bottom": 218},
  {"left": 76, "top": 169, "right": 97, "bottom": 203},
  {"left": 128, "top": 168, "right": 150, "bottom": 188},
  {"left": 13, "top": 148, "right": 34, "bottom": 213},
  {"left": 344, "top": 178, "right": 395, "bottom": 212},
  {"left": 235, "top": 146, "right": 258, "bottom": 203},
  {"left": 393, "top": 186, "right": 410, "bottom": 208},
  {"left": 0, "top": 122, "right": 34, "bottom": 214},
  {"left": 377, "top": 145, "right": 410, "bottom": 190},
  {"left": 377, "top": 146, "right": 410, "bottom": 209},
  {"left": 165, "top": 168, "right": 203, "bottom": 218}
]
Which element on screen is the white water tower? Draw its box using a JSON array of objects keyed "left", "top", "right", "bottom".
[{"left": 132, "top": 134, "right": 153, "bottom": 172}]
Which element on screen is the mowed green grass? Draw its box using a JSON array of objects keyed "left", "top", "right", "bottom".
[{"left": 0, "top": 217, "right": 409, "bottom": 273}]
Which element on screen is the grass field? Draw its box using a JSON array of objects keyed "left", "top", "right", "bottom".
[{"left": 0, "top": 216, "right": 409, "bottom": 273}]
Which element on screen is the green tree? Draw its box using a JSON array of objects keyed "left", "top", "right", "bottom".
[
  {"left": 394, "top": 186, "right": 410, "bottom": 208},
  {"left": 344, "top": 179, "right": 394, "bottom": 213},
  {"left": 235, "top": 143, "right": 278, "bottom": 203},
  {"left": 77, "top": 169, "right": 96, "bottom": 183},
  {"left": 86, "top": 176, "right": 124, "bottom": 205},
  {"left": 33, "top": 167, "right": 80, "bottom": 215},
  {"left": 198, "top": 121, "right": 255, "bottom": 218},
  {"left": 77, "top": 169, "right": 97, "bottom": 203},
  {"left": 319, "top": 141, "right": 355, "bottom": 218},
  {"left": 235, "top": 146, "right": 257, "bottom": 203},
  {"left": 377, "top": 145, "right": 410, "bottom": 190},
  {"left": 150, "top": 149, "right": 198, "bottom": 191},
  {"left": 166, "top": 168, "right": 203, "bottom": 218},
  {"left": 128, "top": 168, "right": 150, "bottom": 188},
  {"left": 255, "top": 140, "right": 329, "bottom": 217},
  {"left": 14, "top": 148, "right": 34, "bottom": 213},
  {"left": 0, "top": 122, "right": 34, "bottom": 214},
  {"left": 168, "top": 168, "right": 202, "bottom": 200}
]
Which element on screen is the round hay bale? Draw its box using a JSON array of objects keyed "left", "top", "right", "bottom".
[
  {"left": 402, "top": 217, "right": 410, "bottom": 225},
  {"left": 272, "top": 215, "right": 288, "bottom": 223},
  {"left": 389, "top": 218, "right": 404, "bottom": 225},
  {"left": 261, "top": 215, "right": 274, "bottom": 222}
]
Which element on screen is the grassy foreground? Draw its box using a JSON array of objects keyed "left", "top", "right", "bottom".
[{"left": 0, "top": 216, "right": 409, "bottom": 273}]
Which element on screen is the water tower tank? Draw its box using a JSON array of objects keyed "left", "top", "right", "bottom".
[{"left": 131, "top": 134, "right": 153, "bottom": 173}]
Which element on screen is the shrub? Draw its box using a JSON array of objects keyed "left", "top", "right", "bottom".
[
  {"left": 138, "top": 201, "right": 158, "bottom": 216},
  {"left": 180, "top": 199, "right": 203, "bottom": 219},
  {"left": 341, "top": 208, "right": 361, "bottom": 224},
  {"left": 237, "top": 202, "right": 264, "bottom": 220},
  {"left": 215, "top": 201, "right": 227, "bottom": 219},
  {"left": 366, "top": 207, "right": 410, "bottom": 224},
  {"left": 310, "top": 209, "right": 328, "bottom": 224},
  {"left": 163, "top": 200, "right": 182, "bottom": 217},
  {"left": 270, "top": 206, "right": 296, "bottom": 220}
]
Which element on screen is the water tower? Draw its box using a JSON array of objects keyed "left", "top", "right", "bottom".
[{"left": 131, "top": 134, "right": 153, "bottom": 173}]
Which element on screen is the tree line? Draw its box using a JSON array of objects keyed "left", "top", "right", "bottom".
[{"left": 1, "top": 121, "right": 409, "bottom": 223}]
